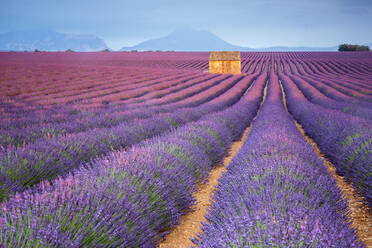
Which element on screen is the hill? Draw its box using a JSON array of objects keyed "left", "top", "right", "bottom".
[
  {"left": 0, "top": 29, "right": 108, "bottom": 51},
  {"left": 120, "top": 28, "right": 249, "bottom": 51},
  {"left": 120, "top": 28, "right": 340, "bottom": 52}
]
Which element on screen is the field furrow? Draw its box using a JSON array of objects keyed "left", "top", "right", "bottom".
[{"left": 0, "top": 51, "right": 371, "bottom": 247}]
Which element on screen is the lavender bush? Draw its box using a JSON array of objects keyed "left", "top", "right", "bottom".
[
  {"left": 0, "top": 68, "right": 266, "bottom": 247},
  {"left": 279, "top": 70, "right": 372, "bottom": 207},
  {"left": 195, "top": 70, "right": 363, "bottom": 247}
]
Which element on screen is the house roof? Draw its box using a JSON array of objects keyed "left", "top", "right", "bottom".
[{"left": 209, "top": 51, "right": 241, "bottom": 61}]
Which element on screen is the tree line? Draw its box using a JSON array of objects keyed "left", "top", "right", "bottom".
[{"left": 338, "top": 44, "right": 370, "bottom": 51}]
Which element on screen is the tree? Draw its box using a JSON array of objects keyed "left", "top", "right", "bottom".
[{"left": 338, "top": 44, "right": 370, "bottom": 51}]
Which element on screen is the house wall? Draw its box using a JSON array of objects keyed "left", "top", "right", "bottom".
[{"left": 209, "top": 60, "right": 241, "bottom": 74}]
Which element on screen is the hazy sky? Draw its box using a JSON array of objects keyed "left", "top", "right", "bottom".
[{"left": 1, "top": 0, "right": 371, "bottom": 49}]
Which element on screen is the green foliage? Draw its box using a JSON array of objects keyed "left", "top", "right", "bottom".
[{"left": 338, "top": 44, "right": 370, "bottom": 52}]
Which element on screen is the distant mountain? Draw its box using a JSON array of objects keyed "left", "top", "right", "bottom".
[
  {"left": 2, "top": 28, "right": 367, "bottom": 52},
  {"left": 120, "top": 28, "right": 249, "bottom": 52},
  {"left": 0, "top": 29, "right": 108, "bottom": 51},
  {"left": 120, "top": 28, "right": 344, "bottom": 52}
]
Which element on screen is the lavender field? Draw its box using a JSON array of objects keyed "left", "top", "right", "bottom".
[{"left": 0, "top": 51, "right": 371, "bottom": 247}]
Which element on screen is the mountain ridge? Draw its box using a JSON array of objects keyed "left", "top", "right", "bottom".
[
  {"left": 0, "top": 29, "right": 108, "bottom": 51},
  {"left": 0, "top": 28, "right": 369, "bottom": 52},
  {"left": 120, "top": 28, "right": 341, "bottom": 52},
  {"left": 120, "top": 28, "right": 248, "bottom": 51}
]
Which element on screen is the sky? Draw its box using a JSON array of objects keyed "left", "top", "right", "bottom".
[{"left": 1, "top": 0, "right": 371, "bottom": 50}]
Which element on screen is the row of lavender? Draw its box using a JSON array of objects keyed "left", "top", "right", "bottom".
[
  {"left": 289, "top": 59, "right": 372, "bottom": 87},
  {"left": 195, "top": 69, "right": 363, "bottom": 247},
  {"left": 0, "top": 70, "right": 263, "bottom": 202},
  {"left": 283, "top": 71, "right": 372, "bottom": 120},
  {"left": 5, "top": 51, "right": 369, "bottom": 107},
  {"left": 0, "top": 58, "right": 261, "bottom": 148},
  {"left": 0, "top": 63, "right": 192, "bottom": 108},
  {"left": 287, "top": 60, "right": 372, "bottom": 97},
  {"left": 0, "top": 67, "right": 268, "bottom": 246},
  {"left": 276, "top": 58, "right": 372, "bottom": 206},
  {"left": 283, "top": 60, "right": 372, "bottom": 103},
  {"left": 1, "top": 54, "right": 370, "bottom": 203},
  {"left": 280, "top": 60, "right": 372, "bottom": 120},
  {"left": 0, "top": 73, "right": 219, "bottom": 147},
  {"left": 279, "top": 71, "right": 372, "bottom": 207},
  {"left": 283, "top": 58, "right": 372, "bottom": 81},
  {"left": 1, "top": 71, "right": 212, "bottom": 139},
  {"left": 278, "top": 56, "right": 372, "bottom": 92},
  {"left": 0, "top": 52, "right": 371, "bottom": 246}
]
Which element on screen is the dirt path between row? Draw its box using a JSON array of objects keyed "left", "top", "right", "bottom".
[
  {"left": 158, "top": 127, "right": 251, "bottom": 248},
  {"left": 158, "top": 82, "right": 268, "bottom": 248},
  {"left": 279, "top": 81, "right": 372, "bottom": 247}
]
